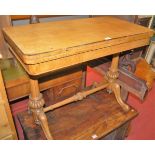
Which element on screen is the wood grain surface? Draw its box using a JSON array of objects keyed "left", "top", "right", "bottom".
[
  {"left": 3, "top": 16, "right": 154, "bottom": 75},
  {"left": 0, "top": 70, "right": 17, "bottom": 139},
  {"left": 3, "top": 16, "right": 153, "bottom": 60},
  {"left": 18, "top": 90, "right": 137, "bottom": 140},
  {"left": 0, "top": 15, "right": 13, "bottom": 58}
]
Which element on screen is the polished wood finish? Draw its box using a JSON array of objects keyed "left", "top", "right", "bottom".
[
  {"left": 3, "top": 17, "right": 154, "bottom": 75},
  {"left": 28, "top": 79, "right": 53, "bottom": 140},
  {"left": 106, "top": 54, "right": 130, "bottom": 112},
  {"left": 44, "top": 82, "right": 109, "bottom": 112},
  {"left": 135, "top": 58, "right": 155, "bottom": 90},
  {"left": 0, "top": 15, "right": 83, "bottom": 102},
  {"left": 0, "top": 15, "right": 70, "bottom": 58},
  {"left": 4, "top": 65, "right": 82, "bottom": 101},
  {"left": 4, "top": 17, "right": 153, "bottom": 57},
  {"left": 11, "top": 15, "right": 69, "bottom": 20},
  {"left": 0, "top": 16, "right": 12, "bottom": 58},
  {"left": 43, "top": 72, "right": 83, "bottom": 106},
  {"left": 0, "top": 70, "right": 17, "bottom": 140},
  {"left": 18, "top": 90, "right": 137, "bottom": 140},
  {"left": 3, "top": 17, "right": 154, "bottom": 139}
]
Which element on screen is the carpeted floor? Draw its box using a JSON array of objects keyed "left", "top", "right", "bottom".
[
  {"left": 126, "top": 83, "right": 155, "bottom": 140},
  {"left": 11, "top": 66, "right": 155, "bottom": 140}
]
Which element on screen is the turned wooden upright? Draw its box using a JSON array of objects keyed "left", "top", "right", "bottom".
[{"left": 3, "top": 17, "right": 154, "bottom": 139}]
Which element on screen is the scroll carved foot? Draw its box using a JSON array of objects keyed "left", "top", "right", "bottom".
[
  {"left": 38, "top": 111, "right": 53, "bottom": 140},
  {"left": 110, "top": 83, "right": 130, "bottom": 112},
  {"left": 106, "top": 53, "right": 130, "bottom": 112}
]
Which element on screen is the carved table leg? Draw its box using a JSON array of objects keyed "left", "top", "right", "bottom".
[
  {"left": 28, "top": 79, "right": 53, "bottom": 140},
  {"left": 106, "top": 54, "right": 130, "bottom": 112}
]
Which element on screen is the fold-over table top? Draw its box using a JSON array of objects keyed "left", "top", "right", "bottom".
[{"left": 3, "top": 16, "right": 154, "bottom": 65}]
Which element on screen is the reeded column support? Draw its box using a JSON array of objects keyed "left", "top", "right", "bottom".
[{"left": 28, "top": 79, "right": 53, "bottom": 140}]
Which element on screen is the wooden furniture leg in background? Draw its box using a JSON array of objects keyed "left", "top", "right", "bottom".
[
  {"left": 106, "top": 54, "right": 130, "bottom": 112},
  {"left": 81, "top": 64, "right": 87, "bottom": 89},
  {"left": 43, "top": 54, "right": 130, "bottom": 115},
  {"left": 28, "top": 79, "right": 53, "bottom": 140}
]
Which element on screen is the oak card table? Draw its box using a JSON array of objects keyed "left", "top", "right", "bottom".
[{"left": 3, "top": 16, "right": 154, "bottom": 140}]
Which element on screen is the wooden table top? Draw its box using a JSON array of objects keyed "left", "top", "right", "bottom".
[
  {"left": 3, "top": 17, "right": 154, "bottom": 75},
  {"left": 3, "top": 17, "right": 154, "bottom": 62}
]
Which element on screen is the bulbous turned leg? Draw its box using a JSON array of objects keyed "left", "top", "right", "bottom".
[
  {"left": 106, "top": 54, "right": 130, "bottom": 112},
  {"left": 28, "top": 79, "right": 53, "bottom": 140}
]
